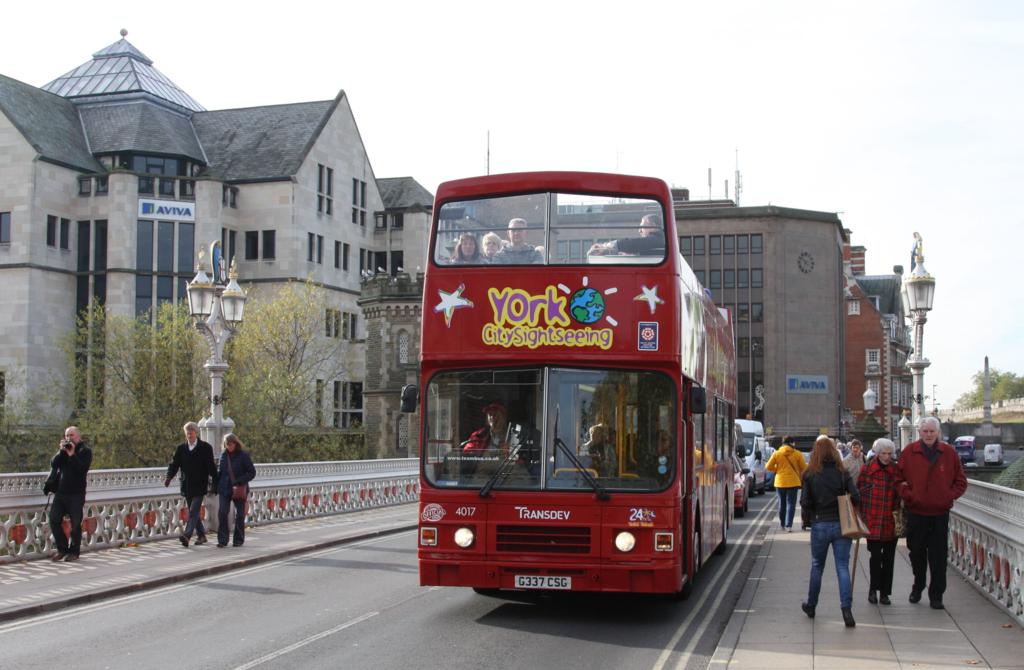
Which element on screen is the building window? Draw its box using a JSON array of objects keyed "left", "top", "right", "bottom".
[
  {"left": 737, "top": 269, "right": 748, "bottom": 288},
  {"left": 680, "top": 236, "right": 691, "bottom": 255},
  {"left": 0, "top": 212, "right": 10, "bottom": 244},
  {"left": 376, "top": 213, "right": 386, "bottom": 229},
  {"left": 738, "top": 303, "right": 750, "bottom": 322},
  {"left": 46, "top": 215, "right": 57, "bottom": 247},
  {"left": 866, "top": 349, "right": 880, "bottom": 365},
  {"left": 307, "top": 233, "right": 315, "bottom": 262},
  {"left": 315, "top": 379, "right": 324, "bottom": 427},
  {"left": 692, "top": 236, "right": 705, "bottom": 256},
  {"left": 78, "top": 178, "right": 92, "bottom": 196},
  {"left": 694, "top": 270, "right": 705, "bottom": 285},
  {"left": 751, "top": 302, "right": 763, "bottom": 322},
  {"left": 848, "top": 300, "right": 860, "bottom": 315},
  {"left": 352, "top": 178, "right": 367, "bottom": 226},
  {"left": 709, "top": 270, "right": 721, "bottom": 288},
  {"left": 343, "top": 243, "right": 350, "bottom": 271},
  {"left": 723, "top": 235, "right": 735, "bottom": 254},
  {"left": 317, "top": 235, "right": 324, "bottom": 264},
  {"left": 723, "top": 269, "right": 735, "bottom": 289},
  {"left": 391, "top": 213, "right": 403, "bottom": 229},
  {"left": 245, "top": 231, "right": 259, "bottom": 260},
  {"left": 326, "top": 308, "right": 341, "bottom": 338},
  {"left": 340, "top": 381, "right": 363, "bottom": 428},
  {"left": 343, "top": 312, "right": 358, "bottom": 340},
  {"left": 868, "top": 378, "right": 880, "bottom": 396},
  {"left": 179, "top": 179, "right": 196, "bottom": 199},
  {"left": 222, "top": 186, "right": 238, "bottom": 208},
  {"left": 58, "top": 218, "right": 70, "bottom": 250},
  {"left": 95, "top": 176, "right": 108, "bottom": 195},
  {"left": 398, "top": 330, "right": 410, "bottom": 365},
  {"left": 318, "top": 164, "right": 333, "bottom": 215},
  {"left": 736, "top": 234, "right": 748, "bottom": 253},
  {"left": 390, "top": 251, "right": 404, "bottom": 276},
  {"left": 751, "top": 234, "right": 763, "bottom": 254},
  {"left": 709, "top": 235, "right": 721, "bottom": 255},
  {"left": 261, "top": 230, "right": 275, "bottom": 259},
  {"left": 751, "top": 269, "right": 763, "bottom": 288},
  {"left": 334, "top": 241, "right": 341, "bottom": 268},
  {"left": 752, "top": 337, "right": 764, "bottom": 357},
  {"left": 138, "top": 176, "right": 154, "bottom": 195},
  {"left": 738, "top": 337, "right": 749, "bottom": 357},
  {"left": 159, "top": 177, "right": 175, "bottom": 197}
]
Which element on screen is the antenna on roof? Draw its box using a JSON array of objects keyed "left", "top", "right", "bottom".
[
  {"left": 734, "top": 148, "right": 743, "bottom": 206},
  {"left": 486, "top": 130, "right": 490, "bottom": 175},
  {"left": 707, "top": 167, "right": 712, "bottom": 200},
  {"left": 120, "top": 28, "right": 128, "bottom": 38}
]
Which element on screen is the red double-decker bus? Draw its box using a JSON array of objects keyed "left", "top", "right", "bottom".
[{"left": 406, "top": 171, "right": 736, "bottom": 596}]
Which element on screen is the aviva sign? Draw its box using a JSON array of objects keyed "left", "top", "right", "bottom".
[
  {"left": 138, "top": 198, "right": 196, "bottom": 222},
  {"left": 786, "top": 375, "right": 829, "bottom": 394}
]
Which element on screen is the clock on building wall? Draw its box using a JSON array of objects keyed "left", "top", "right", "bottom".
[{"left": 798, "top": 251, "right": 815, "bottom": 274}]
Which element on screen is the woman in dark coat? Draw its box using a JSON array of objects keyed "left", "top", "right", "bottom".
[
  {"left": 800, "top": 435, "right": 860, "bottom": 627},
  {"left": 857, "top": 438, "right": 900, "bottom": 605},
  {"left": 217, "top": 433, "right": 256, "bottom": 548}
]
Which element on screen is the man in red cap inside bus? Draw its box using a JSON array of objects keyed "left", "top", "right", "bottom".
[{"left": 464, "top": 402, "right": 512, "bottom": 455}]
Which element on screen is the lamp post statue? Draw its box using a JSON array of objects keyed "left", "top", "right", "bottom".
[
  {"left": 902, "top": 232, "right": 936, "bottom": 441},
  {"left": 186, "top": 242, "right": 247, "bottom": 456}
]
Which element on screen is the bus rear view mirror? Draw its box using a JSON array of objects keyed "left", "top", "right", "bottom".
[
  {"left": 690, "top": 387, "right": 707, "bottom": 415},
  {"left": 400, "top": 384, "right": 419, "bottom": 413}
]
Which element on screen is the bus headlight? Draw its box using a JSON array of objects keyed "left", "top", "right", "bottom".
[
  {"left": 454, "top": 527, "right": 475, "bottom": 548},
  {"left": 615, "top": 531, "right": 636, "bottom": 552},
  {"left": 655, "top": 532, "right": 674, "bottom": 552},
  {"left": 420, "top": 527, "right": 437, "bottom": 546}
]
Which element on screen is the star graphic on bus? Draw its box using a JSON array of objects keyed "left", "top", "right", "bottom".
[
  {"left": 558, "top": 276, "right": 618, "bottom": 327},
  {"left": 434, "top": 284, "right": 474, "bottom": 327},
  {"left": 634, "top": 285, "right": 664, "bottom": 315}
]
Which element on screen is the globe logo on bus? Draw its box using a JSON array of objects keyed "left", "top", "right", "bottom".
[{"left": 570, "top": 287, "right": 606, "bottom": 324}]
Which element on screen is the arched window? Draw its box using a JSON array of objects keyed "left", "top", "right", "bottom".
[{"left": 397, "top": 329, "right": 410, "bottom": 365}]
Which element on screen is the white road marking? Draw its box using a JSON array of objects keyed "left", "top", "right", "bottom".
[
  {"left": 231, "top": 611, "right": 380, "bottom": 670},
  {"left": 651, "top": 501, "right": 773, "bottom": 670}
]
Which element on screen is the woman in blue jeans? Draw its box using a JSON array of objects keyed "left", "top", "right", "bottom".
[{"left": 799, "top": 435, "right": 859, "bottom": 627}]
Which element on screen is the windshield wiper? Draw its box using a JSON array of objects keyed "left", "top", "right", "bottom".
[
  {"left": 554, "top": 436, "right": 609, "bottom": 500},
  {"left": 479, "top": 424, "right": 521, "bottom": 498}
]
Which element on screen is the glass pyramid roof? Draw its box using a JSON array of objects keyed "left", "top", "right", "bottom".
[{"left": 41, "top": 33, "right": 205, "bottom": 112}]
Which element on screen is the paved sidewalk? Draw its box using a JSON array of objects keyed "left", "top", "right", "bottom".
[
  {"left": 0, "top": 503, "right": 418, "bottom": 622},
  {"left": 711, "top": 511, "right": 1024, "bottom": 670}
]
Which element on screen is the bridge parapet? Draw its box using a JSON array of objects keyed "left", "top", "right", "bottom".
[
  {"left": 951, "top": 479, "right": 1024, "bottom": 625},
  {"left": 0, "top": 459, "right": 419, "bottom": 562}
]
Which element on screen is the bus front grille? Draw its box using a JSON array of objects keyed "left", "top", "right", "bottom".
[{"left": 495, "top": 525, "right": 591, "bottom": 554}]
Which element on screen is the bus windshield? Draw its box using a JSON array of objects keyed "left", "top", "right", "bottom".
[
  {"left": 435, "top": 192, "right": 666, "bottom": 266},
  {"left": 423, "top": 367, "right": 676, "bottom": 492}
]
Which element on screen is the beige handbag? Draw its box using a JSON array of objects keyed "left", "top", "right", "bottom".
[{"left": 837, "top": 494, "right": 870, "bottom": 539}]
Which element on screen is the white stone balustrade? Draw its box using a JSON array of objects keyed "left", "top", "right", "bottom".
[
  {"left": 0, "top": 459, "right": 419, "bottom": 562},
  {"left": 950, "top": 479, "right": 1024, "bottom": 625}
]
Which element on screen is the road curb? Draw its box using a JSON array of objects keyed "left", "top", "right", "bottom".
[{"left": 0, "top": 522, "right": 417, "bottom": 624}]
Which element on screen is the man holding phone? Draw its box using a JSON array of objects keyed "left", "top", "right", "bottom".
[{"left": 46, "top": 426, "right": 93, "bottom": 562}]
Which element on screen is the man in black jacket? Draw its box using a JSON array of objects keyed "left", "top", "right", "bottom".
[
  {"left": 165, "top": 422, "right": 217, "bottom": 548},
  {"left": 46, "top": 426, "right": 92, "bottom": 562}
]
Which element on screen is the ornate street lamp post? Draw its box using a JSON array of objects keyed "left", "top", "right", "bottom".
[
  {"left": 186, "top": 244, "right": 246, "bottom": 456},
  {"left": 903, "top": 233, "right": 936, "bottom": 441}
]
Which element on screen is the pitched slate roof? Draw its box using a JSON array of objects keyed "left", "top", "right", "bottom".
[
  {"left": 377, "top": 177, "right": 434, "bottom": 210},
  {"left": 42, "top": 38, "right": 204, "bottom": 112},
  {"left": 0, "top": 73, "right": 103, "bottom": 173},
  {"left": 857, "top": 275, "right": 902, "bottom": 316},
  {"left": 78, "top": 103, "right": 205, "bottom": 162}
]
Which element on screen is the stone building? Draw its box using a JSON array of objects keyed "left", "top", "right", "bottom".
[
  {"left": 675, "top": 194, "right": 847, "bottom": 442},
  {"left": 0, "top": 33, "right": 431, "bottom": 429}
]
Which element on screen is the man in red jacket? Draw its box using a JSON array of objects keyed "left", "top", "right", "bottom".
[{"left": 895, "top": 416, "right": 967, "bottom": 609}]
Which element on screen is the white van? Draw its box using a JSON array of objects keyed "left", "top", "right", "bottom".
[
  {"left": 735, "top": 419, "right": 769, "bottom": 495},
  {"left": 983, "top": 443, "right": 1004, "bottom": 466}
]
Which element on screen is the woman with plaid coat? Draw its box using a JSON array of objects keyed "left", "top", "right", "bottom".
[{"left": 857, "top": 438, "right": 900, "bottom": 605}]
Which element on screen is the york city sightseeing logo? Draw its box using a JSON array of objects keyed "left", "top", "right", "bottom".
[{"left": 482, "top": 277, "right": 617, "bottom": 350}]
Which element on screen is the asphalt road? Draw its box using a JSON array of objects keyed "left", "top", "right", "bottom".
[{"left": 0, "top": 496, "right": 776, "bottom": 670}]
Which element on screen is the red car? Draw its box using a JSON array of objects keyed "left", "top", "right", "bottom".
[{"left": 732, "top": 455, "right": 751, "bottom": 517}]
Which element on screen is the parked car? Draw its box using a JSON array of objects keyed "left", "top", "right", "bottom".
[
  {"left": 954, "top": 436, "right": 976, "bottom": 464},
  {"left": 732, "top": 455, "right": 751, "bottom": 517},
  {"left": 983, "top": 443, "right": 1004, "bottom": 466}
]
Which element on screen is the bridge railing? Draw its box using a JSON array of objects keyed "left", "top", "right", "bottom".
[
  {"left": 950, "top": 479, "right": 1024, "bottom": 625},
  {"left": 0, "top": 459, "right": 419, "bottom": 563}
]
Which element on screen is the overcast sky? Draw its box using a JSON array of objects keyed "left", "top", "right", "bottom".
[{"left": 4, "top": 0, "right": 1021, "bottom": 409}]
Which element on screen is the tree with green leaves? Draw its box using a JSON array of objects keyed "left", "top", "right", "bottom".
[{"left": 955, "top": 368, "right": 1024, "bottom": 409}]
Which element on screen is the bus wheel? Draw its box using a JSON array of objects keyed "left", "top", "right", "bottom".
[
  {"left": 714, "top": 510, "right": 728, "bottom": 556},
  {"left": 676, "top": 528, "right": 701, "bottom": 600}
]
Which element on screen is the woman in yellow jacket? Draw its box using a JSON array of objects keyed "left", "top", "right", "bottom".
[{"left": 766, "top": 436, "right": 808, "bottom": 532}]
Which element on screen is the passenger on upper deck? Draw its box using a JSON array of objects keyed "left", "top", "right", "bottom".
[
  {"left": 588, "top": 214, "right": 665, "bottom": 257},
  {"left": 451, "top": 232, "right": 482, "bottom": 264},
  {"left": 493, "top": 218, "right": 542, "bottom": 264},
  {"left": 481, "top": 232, "right": 503, "bottom": 262}
]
